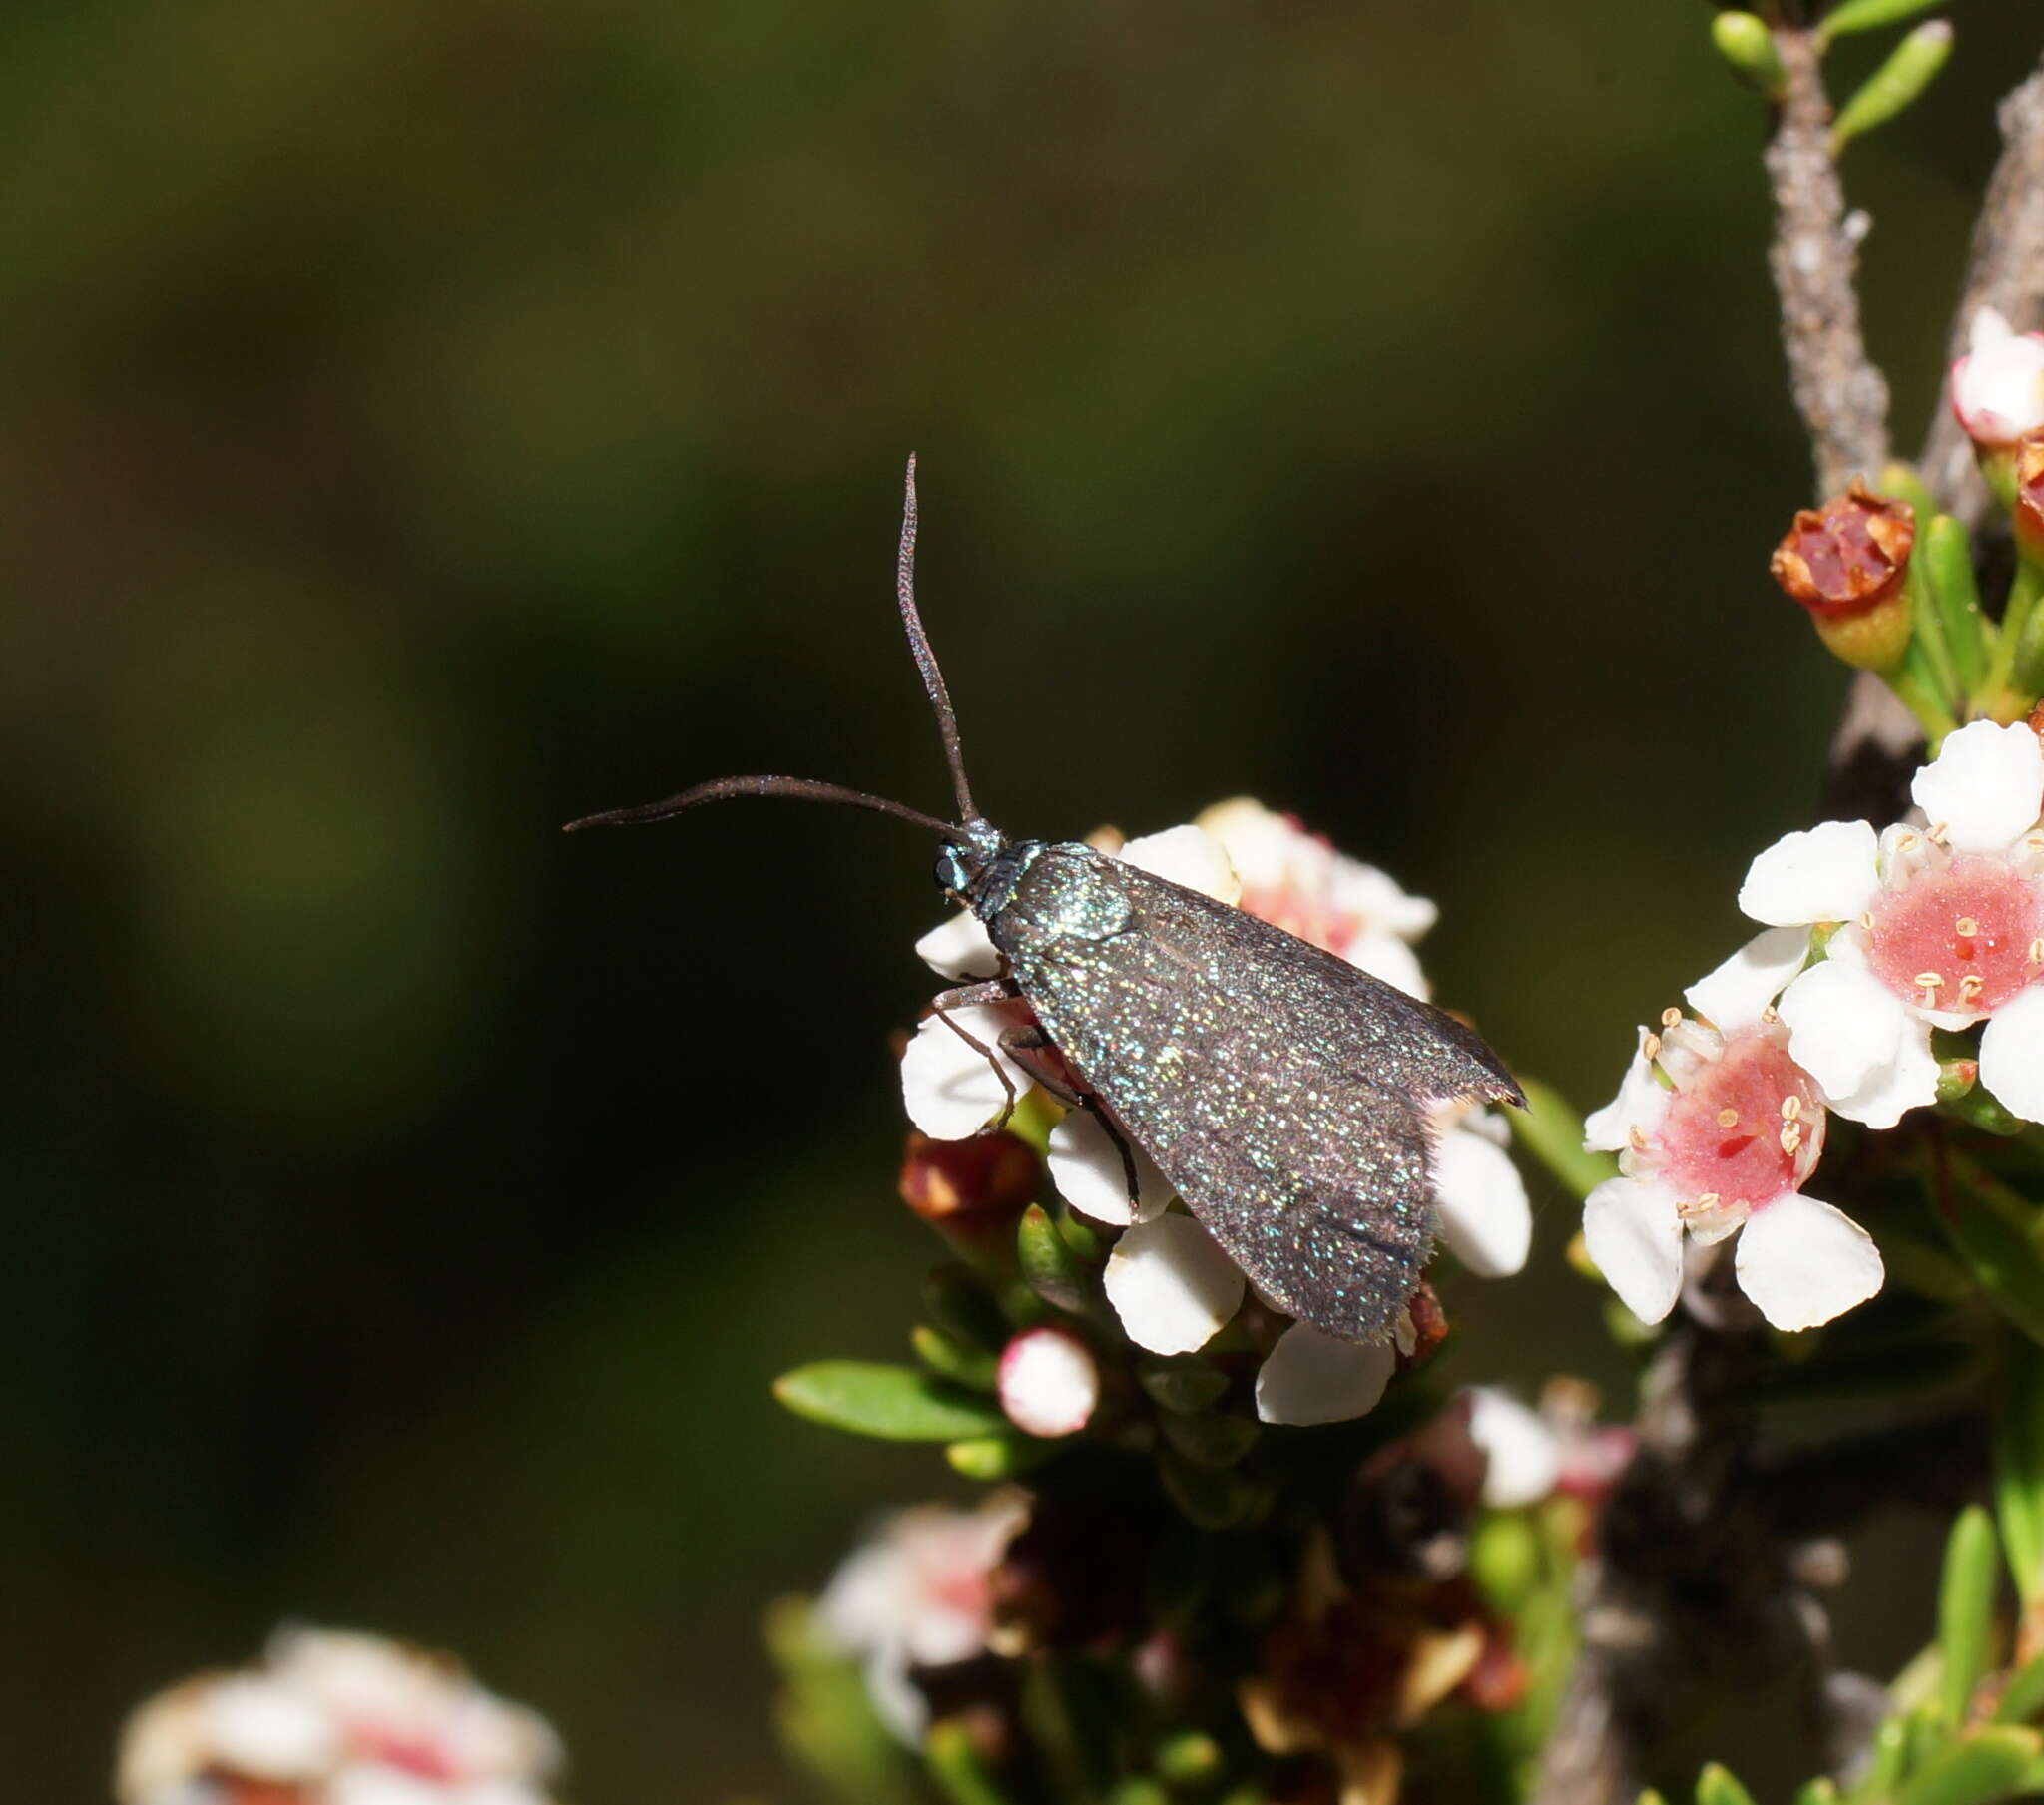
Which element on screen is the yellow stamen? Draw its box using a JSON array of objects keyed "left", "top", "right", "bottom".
[
  {"left": 1956, "top": 916, "right": 1979, "bottom": 937},
  {"left": 1661, "top": 1007, "right": 1682, "bottom": 1028},
  {"left": 1781, "top": 1096, "right": 1802, "bottom": 1121},
  {"left": 1716, "top": 1108, "right": 1739, "bottom": 1128}
]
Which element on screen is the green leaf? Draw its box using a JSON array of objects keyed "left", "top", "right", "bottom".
[
  {"left": 1136, "top": 1355, "right": 1231, "bottom": 1414},
  {"left": 764, "top": 1595, "right": 921, "bottom": 1805},
  {"left": 1993, "top": 1651, "right": 2044, "bottom": 1724},
  {"left": 1695, "top": 1762, "right": 1758, "bottom": 1805},
  {"left": 912, "top": 1323, "right": 999, "bottom": 1390},
  {"left": 1996, "top": 1339, "right": 2044, "bottom": 1603},
  {"left": 1934, "top": 1164, "right": 2044, "bottom": 1346},
  {"left": 1791, "top": 1780, "right": 1840, "bottom": 1805},
  {"left": 1160, "top": 1450, "right": 1265, "bottom": 1530},
  {"left": 1154, "top": 1731, "right": 1225, "bottom": 1785},
  {"left": 1922, "top": 515, "right": 1992, "bottom": 697},
  {"left": 926, "top": 1718, "right": 1014, "bottom": 1805},
  {"left": 1896, "top": 1726, "right": 2042, "bottom": 1805},
  {"left": 922, "top": 1263, "right": 1012, "bottom": 1352},
  {"left": 1830, "top": 21, "right": 1954, "bottom": 152},
  {"left": 944, "top": 1435, "right": 1052, "bottom": 1481},
  {"left": 1939, "top": 1507, "right": 2002, "bottom": 1726},
  {"left": 1820, "top": 0, "right": 1946, "bottom": 40},
  {"left": 1710, "top": 13, "right": 1786, "bottom": 97},
  {"left": 1509, "top": 1078, "right": 1619, "bottom": 1201},
  {"left": 1017, "top": 1204, "right": 1091, "bottom": 1314},
  {"left": 1158, "top": 1409, "right": 1260, "bottom": 1469},
  {"left": 774, "top": 1361, "right": 1010, "bottom": 1440}
]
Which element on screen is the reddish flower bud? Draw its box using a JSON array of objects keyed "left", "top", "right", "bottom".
[
  {"left": 1770, "top": 483, "right": 1916, "bottom": 671},
  {"left": 2015, "top": 433, "right": 2044, "bottom": 564},
  {"left": 898, "top": 1129, "right": 1041, "bottom": 1230}
]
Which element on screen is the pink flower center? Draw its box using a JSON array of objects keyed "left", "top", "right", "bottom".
[
  {"left": 1241, "top": 884, "right": 1365, "bottom": 960},
  {"left": 1864, "top": 857, "right": 2044, "bottom": 1014},
  {"left": 1656, "top": 1036, "right": 1819, "bottom": 1213}
]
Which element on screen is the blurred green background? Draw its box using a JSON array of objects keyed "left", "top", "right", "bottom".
[{"left": 3, "top": 0, "right": 2037, "bottom": 1798}]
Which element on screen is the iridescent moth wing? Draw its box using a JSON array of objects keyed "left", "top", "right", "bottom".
[{"left": 984, "top": 842, "right": 1522, "bottom": 1341}]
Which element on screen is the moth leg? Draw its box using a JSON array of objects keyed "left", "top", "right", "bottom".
[
  {"left": 929, "top": 979, "right": 1026, "bottom": 1130},
  {"left": 999, "top": 1026, "right": 1144, "bottom": 1208}
]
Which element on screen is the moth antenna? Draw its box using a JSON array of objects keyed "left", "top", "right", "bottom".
[
  {"left": 563, "top": 774, "right": 962, "bottom": 840},
  {"left": 897, "top": 454, "right": 983, "bottom": 827}
]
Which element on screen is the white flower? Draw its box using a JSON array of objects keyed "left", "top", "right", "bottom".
[
  {"left": 1950, "top": 306, "right": 2044, "bottom": 448},
  {"left": 1581, "top": 1009, "right": 1881, "bottom": 1332},
  {"left": 1463, "top": 1388, "right": 1562, "bottom": 1510},
  {"left": 1735, "top": 722, "right": 2044, "bottom": 1128},
  {"left": 1195, "top": 796, "right": 1437, "bottom": 998},
  {"left": 815, "top": 1494, "right": 1028, "bottom": 1741},
  {"left": 903, "top": 805, "right": 1529, "bottom": 1429},
  {"left": 115, "top": 1628, "right": 562, "bottom": 1805}
]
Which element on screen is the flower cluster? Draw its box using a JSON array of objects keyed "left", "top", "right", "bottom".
[
  {"left": 117, "top": 1627, "right": 561, "bottom": 1805},
  {"left": 1583, "top": 719, "right": 2044, "bottom": 1333},
  {"left": 901, "top": 798, "right": 1530, "bottom": 1427}
]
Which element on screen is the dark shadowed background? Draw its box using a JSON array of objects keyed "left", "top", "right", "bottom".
[{"left": 3, "top": 1, "right": 2037, "bottom": 1798}]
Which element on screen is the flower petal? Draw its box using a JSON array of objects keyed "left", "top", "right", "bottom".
[
  {"left": 1117, "top": 823, "right": 1242, "bottom": 904},
  {"left": 1911, "top": 720, "right": 2044, "bottom": 852},
  {"left": 899, "top": 1002, "right": 1032, "bottom": 1139},
  {"left": 1778, "top": 960, "right": 1909, "bottom": 1098},
  {"left": 1583, "top": 1030, "right": 1670, "bottom": 1152},
  {"left": 915, "top": 910, "right": 1002, "bottom": 981},
  {"left": 1431, "top": 1128, "right": 1531, "bottom": 1278},
  {"left": 1254, "top": 1324, "right": 1395, "bottom": 1426},
  {"left": 1343, "top": 929, "right": 1430, "bottom": 999},
  {"left": 1101, "top": 1214, "right": 1245, "bottom": 1355},
  {"left": 1733, "top": 1191, "right": 1883, "bottom": 1331},
  {"left": 1582, "top": 1174, "right": 1684, "bottom": 1325},
  {"left": 1981, "top": 986, "right": 2044, "bottom": 1124},
  {"left": 1815, "top": 1017, "right": 1939, "bottom": 1129},
  {"left": 1685, "top": 926, "right": 1812, "bottom": 1029},
  {"left": 1737, "top": 820, "right": 1880, "bottom": 926},
  {"left": 1046, "top": 1109, "right": 1174, "bottom": 1225},
  {"left": 1464, "top": 1387, "right": 1562, "bottom": 1509}
]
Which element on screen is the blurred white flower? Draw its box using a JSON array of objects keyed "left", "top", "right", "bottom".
[
  {"left": 116, "top": 1628, "right": 560, "bottom": 1805},
  {"left": 997, "top": 1324, "right": 1100, "bottom": 1437},
  {"left": 1737, "top": 721, "right": 2044, "bottom": 1128},
  {"left": 1950, "top": 306, "right": 2044, "bottom": 447},
  {"left": 815, "top": 1493, "right": 1029, "bottom": 1740}
]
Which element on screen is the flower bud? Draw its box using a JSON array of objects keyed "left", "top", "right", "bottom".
[
  {"left": 1951, "top": 307, "right": 2044, "bottom": 450},
  {"left": 2015, "top": 434, "right": 2044, "bottom": 564},
  {"left": 1770, "top": 483, "right": 1916, "bottom": 670},
  {"left": 997, "top": 1323, "right": 1100, "bottom": 1437},
  {"left": 899, "top": 1129, "right": 1041, "bottom": 1239},
  {"left": 1710, "top": 13, "right": 1784, "bottom": 98}
]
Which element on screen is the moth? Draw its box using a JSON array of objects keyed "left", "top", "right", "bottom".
[{"left": 568, "top": 459, "right": 1522, "bottom": 1343}]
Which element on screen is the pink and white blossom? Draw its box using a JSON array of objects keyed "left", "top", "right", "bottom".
[
  {"left": 997, "top": 1324, "right": 1101, "bottom": 1437},
  {"left": 1582, "top": 1005, "right": 1881, "bottom": 1333},
  {"left": 815, "top": 1494, "right": 1029, "bottom": 1740},
  {"left": 117, "top": 1628, "right": 562, "bottom": 1805},
  {"left": 1950, "top": 306, "right": 2044, "bottom": 448},
  {"left": 1735, "top": 721, "right": 2044, "bottom": 1128}
]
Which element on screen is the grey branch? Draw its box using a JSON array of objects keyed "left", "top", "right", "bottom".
[
  {"left": 1919, "top": 50, "right": 2044, "bottom": 523},
  {"left": 1766, "top": 29, "right": 1890, "bottom": 499}
]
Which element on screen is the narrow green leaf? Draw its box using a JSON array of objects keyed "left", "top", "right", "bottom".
[
  {"left": 1711, "top": 13, "right": 1786, "bottom": 97},
  {"left": 1994, "top": 1651, "right": 2044, "bottom": 1723},
  {"left": 1997, "top": 1339, "right": 2044, "bottom": 1603},
  {"left": 1831, "top": 21, "right": 1954, "bottom": 152},
  {"left": 912, "top": 1323, "right": 999, "bottom": 1390},
  {"left": 926, "top": 1718, "right": 1014, "bottom": 1805},
  {"left": 1160, "top": 1451, "right": 1264, "bottom": 1530},
  {"left": 1137, "top": 1355, "right": 1231, "bottom": 1414},
  {"left": 945, "top": 1435, "right": 1052, "bottom": 1481},
  {"left": 1906, "top": 555, "right": 1961, "bottom": 714},
  {"left": 1017, "top": 1204, "right": 1090, "bottom": 1314},
  {"left": 1821, "top": 0, "right": 1947, "bottom": 40},
  {"left": 774, "top": 1361, "right": 1009, "bottom": 1441},
  {"left": 1865, "top": 1716, "right": 1910, "bottom": 1796},
  {"left": 1791, "top": 1780, "right": 1840, "bottom": 1805},
  {"left": 1154, "top": 1731, "right": 1225, "bottom": 1785},
  {"left": 1923, "top": 516, "right": 1991, "bottom": 696},
  {"left": 1510, "top": 1078, "right": 1619, "bottom": 1200},
  {"left": 1695, "top": 1762, "right": 1758, "bottom": 1805},
  {"left": 1107, "top": 1783, "right": 1170, "bottom": 1805},
  {"left": 922, "top": 1263, "right": 1012, "bottom": 1351},
  {"left": 1934, "top": 1165, "right": 2044, "bottom": 1346},
  {"left": 1159, "top": 1410, "right": 1260, "bottom": 1468},
  {"left": 1939, "top": 1507, "right": 2001, "bottom": 1725},
  {"left": 1896, "top": 1726, "right": 2042, "bottom": 1805}
]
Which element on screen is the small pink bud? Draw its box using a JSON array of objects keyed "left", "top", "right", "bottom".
[
  {"left": 2016, "top": 433, "right": 2044, "bottom": 563},
  {"left": 997, "top": 1324, "right": 1100, "bottom": 1438},
  {"left": 898, "top": 1130, "right": 1041, "bottom": 1230},
  {"left": 1952, "top": 308, "right": 2044, "bottom": 449}
]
